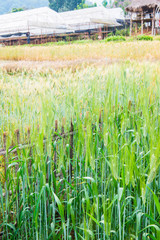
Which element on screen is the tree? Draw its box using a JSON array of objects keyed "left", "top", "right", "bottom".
[
  {"left": 102, "top": 0, "right": 108, "bottom": 8},
  {"left": 49, "top": 0, "right": 65, "bottom": 12},
  {"left": 49, "top": 0, "right": 82, "bottom": 12},
  {"left": 76, "top": 0, "right": 97, "bottom": 10},
  {"left": 11, "top": 7, "right": 25, "bottom": 12},
  {"left": 112, "top": 0, "right": 131, "bottom": 11}
]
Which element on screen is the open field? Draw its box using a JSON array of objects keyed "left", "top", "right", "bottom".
[
  {"left": 0, "top": 58, "right": 113, "bottom": 72},
  {"left": 0, "top": 42, "right": 160, "bottom": 240},
  {"left": 0, "top": 41, "right": 160, "bottom": 62}
]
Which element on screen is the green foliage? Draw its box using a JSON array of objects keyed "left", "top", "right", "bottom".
[
  {"left": 11, "top": 7, "right": 24, "bottom": 12},
  {"left": 0, "top": 62, "right": 160, "bottom": 239},
  {"left": 112, "top": 0, "right": 131, "bottom": 12},
  {"left": 115, "top": 28, "right": 130, "bottom": 36},
  {"left": 49, "top": 0, "right": 65, "bottom": 12},
  {"left": 102, "top": 0, "right": 108, "bottom": 7},
  {"left": 137, "top": 35, "right": 153, "bottom": 41},
  {"left": 36, "top": 39, "right": 94, "bottom": 46},
  {"left": 76, "top": 0, "right": 97, "bottom": 10},
  {"left": 106, "top": 29, "right": 130, "bottom": 38},
  {"left": 49, "top": 0, "right": 82, "bottom": 12},
  {"left": 107, "top": 32, "right": 113, "bottom": 37},
  {"left": 105, "top": 35, "right": 126, "bottom": 42}
]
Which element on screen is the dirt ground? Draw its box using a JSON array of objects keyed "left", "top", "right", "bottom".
[
  {"left": 0, "top": 58, "right": 118, "bottom": 72},
  {"left": 1, "top": 58, "right": 158, "bottom": 72}
]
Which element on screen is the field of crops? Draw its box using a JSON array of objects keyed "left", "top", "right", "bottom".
[
  {"left": 0, "top": 41, "right": 160, "bottom": 62},
  {"left": 0, "top": 42, "right": 160, "bottom": 240}
]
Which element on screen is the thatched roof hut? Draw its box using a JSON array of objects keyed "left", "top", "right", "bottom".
[
  {"left": 126, "top": 0, "right": 160, "bottom": 36},
  {"left": 126, "top": 0, "right": 160, "bottom": 12}
]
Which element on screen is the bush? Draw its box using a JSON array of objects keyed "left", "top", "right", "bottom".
[
  {"left": 115, "top": 28, "right": 130, "bottom": 37},
  {"left": 105, "top": 36, "right": 126, "bottom": 42},
  {"left": 73, "top": 39, "right": 93, "bottom": 44},
  {"left": 137, "top": 35, "right": 153, "bottom": 41},
  {"left": 107, "top": 32, "right": 113, "bottom": 37},
  {"left": 128, "top": 36, "right": 136, "bottom": 41}
]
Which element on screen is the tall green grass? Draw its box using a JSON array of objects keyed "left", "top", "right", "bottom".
[{"left": 0, "top": 62, "right": 160, "bottom": 239}]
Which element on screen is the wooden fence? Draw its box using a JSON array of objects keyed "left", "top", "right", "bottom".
[
  {"left": 0, "top": 114, "right": 105, "bottom": 239},
  {"left": 0, "top": 112, "right": 103, "bottom": 180},
  {"left": 0, "top": 119, "right": 76, "bottom": 182},
  {"left": 0, "top": 30, "right": 110, "bottom": 46}
]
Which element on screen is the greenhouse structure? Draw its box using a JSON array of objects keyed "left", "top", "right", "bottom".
[
  {"left": 60, "top": 7, "right": 124, "bottom": 32},
  {"left": 0, "top": 6, "right": 124, "bottom": 45},
  {"left": 0, "top": 7, "right": 71, "bottom": 38}
]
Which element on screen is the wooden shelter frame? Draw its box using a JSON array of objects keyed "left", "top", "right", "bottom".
[{"left": 127, "top": 4, "right": 160, "bottom": 36}]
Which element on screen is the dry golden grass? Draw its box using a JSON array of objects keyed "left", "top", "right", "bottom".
[
  {"left": 0, "top": 58, "right": 109, "bottom": 72},
  {"left": 0, "top": 41, "right": 160, "bottom": 62}
]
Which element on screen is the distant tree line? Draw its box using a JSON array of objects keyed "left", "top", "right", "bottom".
[
  {"left": 112, "top": 0, "right": 131, "bottom": 11},
  {"left": 49, "top": 0, "right": 80, "bottom": 12},
  {"left": 77, "top": 0, "right": 97, "bottom": 10},
  {"left": 48, "top": 0, "right": 131, "bottom": 12},
  {"left": 11, "top": 8, "right": 25, "bottom": 12},
  {"left": 0, "top": 0, "right": 131, "bottom": 15},
  {"left": 0, "top": 0, "right": 48, "bottom": 14},
  {"left": 49, "top": 0, "right": 98, "bottom": 12}
]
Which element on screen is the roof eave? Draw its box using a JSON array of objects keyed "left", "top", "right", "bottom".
[{"left": 126, "top": 3, "right": 160, "bottom": 12}]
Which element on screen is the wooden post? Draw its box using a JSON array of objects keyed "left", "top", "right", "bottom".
[
  {"left": 98, "top": 27, "right": 102, "bottom": 40},
  {"left": 15, "top": 129, "right": 20, "bottom": 211},
  {"left": 99, "top": 110, "right": 102, "bottom": 132},
  {"left": 135, "top": 22, "right": 138, "bottom": 35},
  {"left": 3, "top": 133, "right": 7, "bottom": 149},
  {"left": 3, "top": 133, "right": 7, "bottom": 179},
  {"left": 15, "top": 129, "right": 20, "bottom": 145},
  {"left": 27, "top": 127, "right": 30, "bottom": 142},
  {"left": 69, "top": 120, "right": 73, "bottom": 182},
  {"left": 54, "top": 120, "right": 58, "bottom": 178},
  {"left": 61, "top": 118, "right": 65, "bottom": 135},
  {"left": 106, "top": 26, "right": 108, "bottom": 37},
  {"left": 27, "top": 127, "right": 32, "bottom": 176},
  {"left": 141, "top": 11, "right": 144, "bottom": 35},
  {"left": 130, "top": 12, "right": 133, "bottom": 36},
  {"left": 152, "top": 7, "right": 155, "bottom": 35},
  {"left": 15, "top": 129, "right": 20, "bottom": 173}
]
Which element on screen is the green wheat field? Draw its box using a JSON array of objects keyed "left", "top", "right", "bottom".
[{"left": 0, "top": 42, "right": 160, "bottom": 240}]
